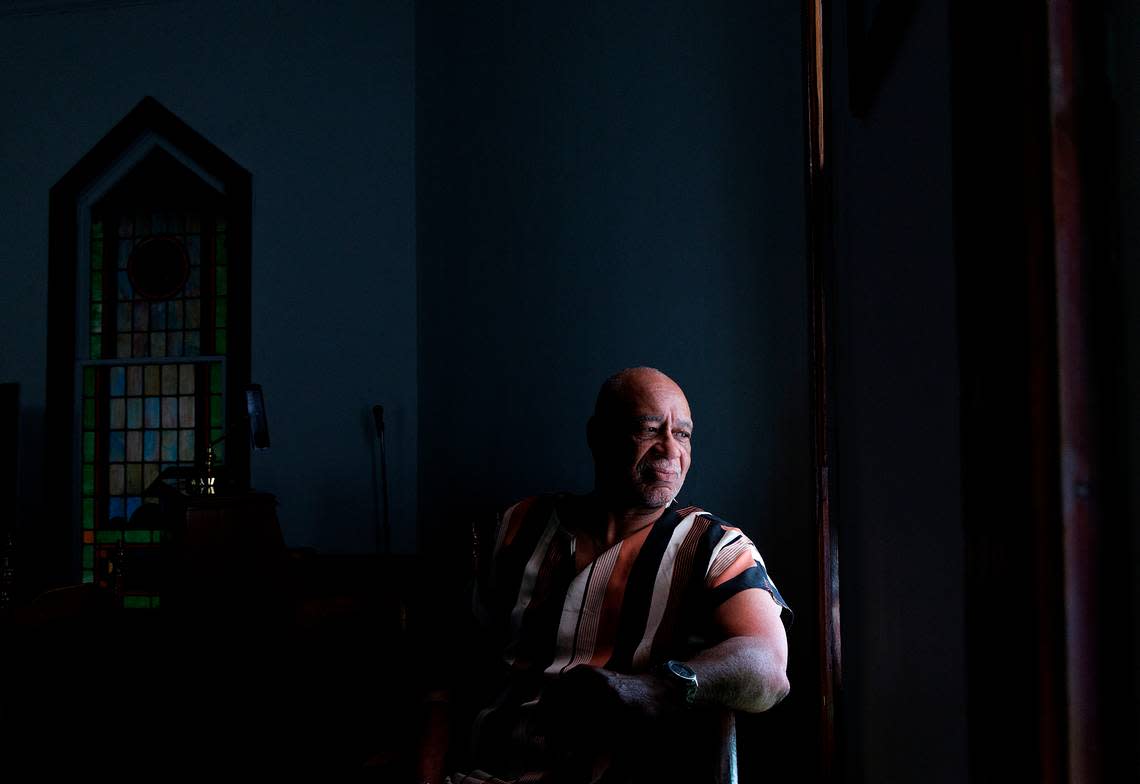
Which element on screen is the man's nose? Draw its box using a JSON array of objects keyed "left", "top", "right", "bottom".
[{"left": 654, "top": 429, "right": 683, "bottom": 459}]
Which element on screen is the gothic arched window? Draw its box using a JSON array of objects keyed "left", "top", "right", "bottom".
[{"left": 46, "top": 98, "right": 251, "bottom": 600}]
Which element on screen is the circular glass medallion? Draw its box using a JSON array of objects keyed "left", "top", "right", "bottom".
[{"left": 127, "top": 236, "right": 189, "bottom": 300}]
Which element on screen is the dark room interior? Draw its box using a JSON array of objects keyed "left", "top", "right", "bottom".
[{"left": 1, "top": 1, "right": 1136, "bottom": 781}]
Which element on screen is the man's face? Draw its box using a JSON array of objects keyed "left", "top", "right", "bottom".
[{"left": 595, "top": 371, "right": 693, "bottom": 510}]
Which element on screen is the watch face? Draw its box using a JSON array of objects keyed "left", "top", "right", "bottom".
[{"left": 667, "top": 660, "right": 697, "bottom": 680}]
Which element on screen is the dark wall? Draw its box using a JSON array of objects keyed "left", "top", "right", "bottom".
[
  {"left": 829, "top": 2, "right": 968, "bottom": 782},
  {"left": 415, "top": 0, "right": 809, "bottom": 572},
  {"left": 0, "top": 0, "right": 417, "bottom": 555},
  {"left": 1110, "top": 0, "right": 1140, "bottom": 716},
  {"left": 1105, "top": 0, "right": 1140, "bottom": 770},
  {"left": 415, "top": 1, "right": 814, "bottom": 777}
]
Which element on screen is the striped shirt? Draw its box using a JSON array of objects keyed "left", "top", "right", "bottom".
[{"left": 459, "top": 493, "right": 791, "bottom": 783}]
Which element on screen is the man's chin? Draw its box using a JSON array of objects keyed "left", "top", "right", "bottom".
[{"left": 637, "top": 486, "right": 680, "bottom": 509}]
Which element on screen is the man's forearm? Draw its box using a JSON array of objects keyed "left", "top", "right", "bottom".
[{"left": 684, "top": 635, "right": 790, "bottom": 713}]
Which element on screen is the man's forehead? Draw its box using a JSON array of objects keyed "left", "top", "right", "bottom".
[
  {"left": 595, "top": 367, "right": 693, "bottom": 420},
  {"left": 620, "top": 383, "right": 692, "bottom": 420}
]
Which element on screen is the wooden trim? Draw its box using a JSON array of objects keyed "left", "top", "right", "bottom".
[
  {"left": 950, "top": 4, "right": 1068, "bottom": 780},
  {"left": 1046, "top": 3, "right": 1102, "bottom": 781},
  {"left": 804, "top": 1, "right": 841, "bottom": 780}
]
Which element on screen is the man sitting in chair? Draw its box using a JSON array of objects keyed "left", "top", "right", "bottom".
[{"left": 419, "top": 367, "right": 792, "bottom": 784}]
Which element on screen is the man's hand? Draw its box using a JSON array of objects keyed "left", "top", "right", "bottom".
[{"left": 539, "top": 665, "right": 674, "bottom": 756}]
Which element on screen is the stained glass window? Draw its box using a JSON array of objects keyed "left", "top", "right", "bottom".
[{"left": 78, "top": 210, "right": 229, "bottom": 603}]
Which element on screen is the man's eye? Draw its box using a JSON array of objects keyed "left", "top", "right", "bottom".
[{"left": 674, "top": 431, "right": 691, "bottom": 440}]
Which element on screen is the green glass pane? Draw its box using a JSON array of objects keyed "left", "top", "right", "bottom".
[
  {"left": 96, "top": 531, "right": 122, "bottom": 544},
  {"left": 92, "top": 275, "right": 102, "bottom": 301},
  {"left": 215, "top": 216, "right": 227, "bottom": 233},
  {"left": 82, "top": 465, "right": 95, "bottom": 496},
  {"left": 92, "top": 221, "right": 103, "bottom": 239},
  {"left": 84, "top": 367, "right": 96, "bottom": 396},
  {"left": 84, "top": 399, "right": 96, "bottom": 428},
  {"left": 151, "top": 596, "right": 161, "bottom": 609},
  {"left": 83, "top": 432, "right": 95, "bottom": 462},
  {"left": 210, "top": 364, "right": 222, "bottom": 394},
  {"left": 91, "top": 304, "right": 103, "bottom": 333},
  {"left": 215, "top": 298, "right": 227, "bottom": 328},
  {"left": 210, "top": 396, "right": 223, "bottom": 428},
  {"left": 124, "top": 530, "right": 152, "bottom": 544},
  {"left": 91, "top": 243, "right": 102, "bottom": 269},
  {"left": 82, "top": 546, "right": 94, "bottom": 569},
  {"left": 90, "top": 336, "right": 102, "bottom": 360},
  {"left": 123, "top": 596, "right": 151, "bottom": 610},
  {"left": 81, "top": 570, "right": 94, "bottom": 584},
  {"left": 215, "top": 329, "right": 227, "bottom": 354},
  {"left": 82, "top": 499, "right": 94, "bottom": 529},
  {"left": 216, "top": 265, "right": 227, "bottom": 296}
]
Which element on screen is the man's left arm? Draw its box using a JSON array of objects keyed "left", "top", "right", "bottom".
[
  {"left": 549, "top": 587, "right": 789, "bottom": 727},
  {"left": 683, "top": 587, "right": 790, "bottom": 713}
]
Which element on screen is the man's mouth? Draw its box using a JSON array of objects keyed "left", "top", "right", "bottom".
[{"left": 643, "top": 464, "right": 679, "bottom": 482}]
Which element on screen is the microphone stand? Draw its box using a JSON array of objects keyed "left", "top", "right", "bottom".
[{"left": 201, "top": 415, "right": 250, "bottom": 495}]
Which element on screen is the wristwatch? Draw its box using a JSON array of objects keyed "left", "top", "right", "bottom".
[{"left": 659, "top": 659, "right": 699, "bottom": 706}]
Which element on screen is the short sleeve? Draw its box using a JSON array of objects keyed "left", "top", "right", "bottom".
[{"left": 702, "top": 522, "right": 793, "bottom": 627}]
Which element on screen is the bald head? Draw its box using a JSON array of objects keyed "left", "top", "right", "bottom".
[
  {"left": 588, "top": 367, "right": 693, "bottom": 510},
  {"left": 593, "top": 367, "right": 683, "bottom": 422}
]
